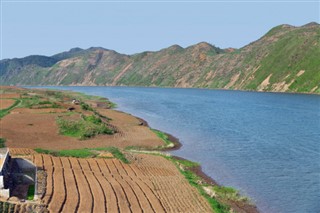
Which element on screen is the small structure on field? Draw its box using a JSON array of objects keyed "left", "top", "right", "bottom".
[
  {"left": 0, "top": 148, "right": 10, "bottom": 198},
  {"left": 72, "top": 99, "right": 80, "bottom": 105}
]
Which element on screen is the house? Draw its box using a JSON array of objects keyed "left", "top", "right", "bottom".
[{"left": 0, "top": 148, "right": 10, "bottom": 198}]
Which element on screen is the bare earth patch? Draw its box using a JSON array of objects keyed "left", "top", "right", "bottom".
[
  {"left": 224, "top": 72, "right": 240, "bottom": 89},
  {"left": 0, "top": 99, "right": 16, "bottom": 109},
  {"left": 0, "top": 93, "right": 21, "bottom": 98},
  {"left": 0, "top": 108, "right": 163, "bottom": 150},
  {"left": 296, "top": 70, "right": 305, "bottom": 77},
  {"left": 258, "top": 74, "right": 272, "bottom": 91}
]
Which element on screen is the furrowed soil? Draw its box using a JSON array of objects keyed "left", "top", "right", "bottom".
[{"left": 24, "top": 152, "right": 211, "bottom": 213}]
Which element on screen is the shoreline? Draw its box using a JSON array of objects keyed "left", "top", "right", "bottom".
[
  {"left": 12, "top": 85, "right": 258, "bottom": 212},
  {"left": 21, "top": 85, "right": 320, "bottom": 96},
  {"left": 122, "top": 110, "right": 258, "bottom": 213}
]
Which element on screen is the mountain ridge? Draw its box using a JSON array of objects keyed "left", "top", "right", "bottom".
[{"left": 1, "top": 22, "right": 319, "bottom": 94}]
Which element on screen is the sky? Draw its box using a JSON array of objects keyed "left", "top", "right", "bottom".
[{"left": 0, "top": 0, "right": 319, "bottom": 59}]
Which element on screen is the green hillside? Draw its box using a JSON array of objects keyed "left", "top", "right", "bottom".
[{"left": 1, "top": 22, "right": 319, "bottom": 94}]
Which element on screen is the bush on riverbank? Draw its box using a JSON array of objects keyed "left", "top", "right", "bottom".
[{"left": 57, "top": 115, "right": 113, "bottom": 139}]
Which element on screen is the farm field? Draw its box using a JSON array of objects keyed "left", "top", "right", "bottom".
[
  {"left": 24, "top": 151, "right": 210, "bottom": 213},
  {"left": 0, "top": 99, "right": 16, "bottom": 110},
  {"left": 0, "top": 102, "right": 163, "bottom": 150},
  {"left": 0, "top": 86, "right": 256, "bottom": 213}
]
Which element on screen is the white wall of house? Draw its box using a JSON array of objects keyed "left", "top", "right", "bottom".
[
  {"left": 0, "top": 176, "right": 4, "bottom": 188},
  {"left": 0, "top": 189, "right": 10, "bottom": 198}
]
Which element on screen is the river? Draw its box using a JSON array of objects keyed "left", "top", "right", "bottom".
[{"left": 32, "top": 86, "right": 320, "bottom": 213}]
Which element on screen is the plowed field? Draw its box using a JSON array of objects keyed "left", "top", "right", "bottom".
[{"left": 31, "top": 154, "right": 211, "bottom": 213}]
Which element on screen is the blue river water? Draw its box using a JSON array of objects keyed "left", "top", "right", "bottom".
[{"left": 32, "top": 86, "right": 320, "bottom": 213}]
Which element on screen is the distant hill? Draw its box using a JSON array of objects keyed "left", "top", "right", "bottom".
[{"left": 1, "top": 22, "right": 319, "bottom": 94}]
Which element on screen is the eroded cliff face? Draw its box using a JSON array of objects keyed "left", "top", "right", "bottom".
[{"left": 1, "top": 23, "right": 319, "bottom": 94}]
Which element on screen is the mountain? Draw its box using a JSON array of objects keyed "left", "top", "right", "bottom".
[{"left": 1, "top": 22, "right": 319, "bottom": 94}]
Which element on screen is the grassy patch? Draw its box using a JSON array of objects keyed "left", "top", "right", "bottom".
[
  {"left": 171, "top": 157, "right": 200, "bottom": 168},
  {"left": 27, "top": 185, "right": 35, "bottom": 200},
  {"left": 20, "top": 96, "right": 61, "bottom": 109},
  {"left": 151, "top": 129, "right": 175, "bottom": 148},
  {"left": 0, "top": 99, "right": 21, "bottom": 118},
  {"left": 57, "top": 115, "right": 113, "bottom": 140},
  {"left": 108, "top": 102, "right": 117, "bottom": 109},
  {"left": 213, "top": 186, "right": 249, "bottom": 202},
  {"left": 83, "top": 114, "right": 102, "bottom": 124},
  {"left": 0, "top": 138, "right": 6, "bottom": 148},
  {"left": 80, "top": 102, "right": 94, "bottom": 111},
  {"left": 34, "top": 147, "right": 129, "bottom": 163}
]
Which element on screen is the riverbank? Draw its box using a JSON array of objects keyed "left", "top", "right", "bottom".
[
  {"left": 127, "top": 114, "right": 258, "bottom": 212},
  {"left": 125, "top": 114, "right": 258, "bottom": 212},
  {"left": 0, "top": 86, "right": 257, "bottom": 212}
]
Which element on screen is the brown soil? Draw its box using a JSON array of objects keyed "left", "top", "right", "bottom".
[
  {"left": 31, "top": 153, "right": 212, "bottom": 213},
  {"left": 0, "top": 99, "right": 16, "bottom": 109},
  {"left": 0, "top": 94, "right": 21, "bottom": 99},
  {"left": 1, "top": 108, "right": 163, "bottom": 150}
]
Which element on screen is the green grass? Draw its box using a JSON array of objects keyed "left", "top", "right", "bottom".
[
  {"left": 109, "top": 102, "right": 117, "bottom": 109},
  {"left": 83, "top": 114, "right": 102, "bottom": 124},
  {"left": 27, "top": 185, "right": 35, "bottom": 200},
  {"left": 34, "top": 147, "right": 129, "bottom": 163},
  {"left": 0, "top": 138, "right": 6, "bottom": 148},
  {"left": 19, "top": 96, "right": 61, "bottom": 109},
  {"left": 0, "top": 99, "right": 21, "bottom": 118},
  {"left": 151, "top": 129, "right": 174, "bottom": 148},
  {"left": 80, "top": 102, "right": 94, "bottom": 111},
  {"left": 56, "top": 115, "right": 113, "bottom": 140},
  {"left": 171, "top": 157, "right": 200, "bottom": 168},
  {"left": 213, "top": 186, "right": 249, "bottom": 202}
]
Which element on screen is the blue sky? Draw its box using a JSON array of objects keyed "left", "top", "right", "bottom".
[{"left": 1, "top": 1, "right": 319, "bottom": 59}]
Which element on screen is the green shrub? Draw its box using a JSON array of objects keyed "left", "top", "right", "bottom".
[
  {"left": 57, "top": 116, "right": 113, "bottom": 140},
  {"left": 38, "top": 100, "right": 52, "bottom": 105},
  {"left": 80, "top": 102, "right": 93, "bottom": 111},
  {"left": 0, "top": 138, "right": 6, "bottom": 148},
  {"left": 83, "top": 115, "right": 102, "bottom": 124}
]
